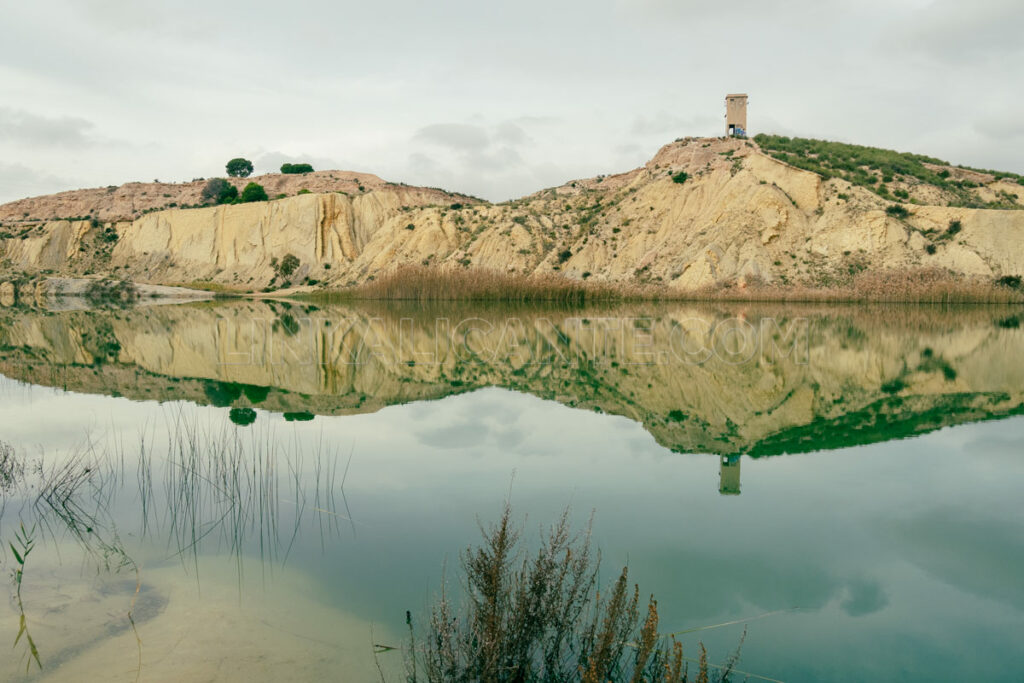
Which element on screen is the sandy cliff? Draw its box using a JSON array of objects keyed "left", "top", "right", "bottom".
[{"left": 1, "top": 137, "right": 1022, "bottom": 294}]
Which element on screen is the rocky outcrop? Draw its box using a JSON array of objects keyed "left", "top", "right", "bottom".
[{"left": 2, "top": 137, "right": 1023, "bottom": 291}]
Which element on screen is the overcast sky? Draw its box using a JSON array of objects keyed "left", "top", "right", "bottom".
[{"left": 1, "top": 0, "right": 1021, "bottom": 203}]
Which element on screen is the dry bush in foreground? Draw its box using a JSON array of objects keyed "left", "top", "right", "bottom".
[{"left": 405, "top": 504, "right": 739, "bottom": 683}]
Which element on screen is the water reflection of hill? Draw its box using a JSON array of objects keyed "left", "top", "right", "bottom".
[{"left": 2, "top": 301, "right": 1023, "bottom": 456}]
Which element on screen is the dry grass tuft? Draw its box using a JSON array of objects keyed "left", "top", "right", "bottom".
[{"left": 407, "top": 503, "right": 737, "bottom": 682}]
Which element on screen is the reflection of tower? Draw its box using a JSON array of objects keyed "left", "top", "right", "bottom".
[{"left": 719, "top": 455, "right": 741, "bottom": 495}]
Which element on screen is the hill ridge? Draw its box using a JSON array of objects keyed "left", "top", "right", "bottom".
[{"left": 1, "top": 136, "right": 1023, "bottom": 297}]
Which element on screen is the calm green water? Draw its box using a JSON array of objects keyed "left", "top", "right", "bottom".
[{"left": 1, "top": 301, "right": 1023, "bottom": 681}]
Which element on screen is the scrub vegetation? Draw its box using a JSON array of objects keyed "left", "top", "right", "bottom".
[
  {"left": 405, "top": 503, "right": 740, "bottom": 682},
  {"left": 755, "top": 134, "right": 1024, "bottom": 209}
]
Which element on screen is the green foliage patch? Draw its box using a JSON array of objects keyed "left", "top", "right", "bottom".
[{"left": 754, "top": 134, "right": 1024, "bottom": 209}]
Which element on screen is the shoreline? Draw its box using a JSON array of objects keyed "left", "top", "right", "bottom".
[{"left": 2, "top": 269, "right": 1023, "bottom": 309}]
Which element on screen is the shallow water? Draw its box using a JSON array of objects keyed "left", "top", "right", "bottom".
[{"left": 1, "top": 300, "right": 1023, "bottom": 681}]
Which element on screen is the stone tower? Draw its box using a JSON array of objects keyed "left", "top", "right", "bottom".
[{"left": 725, "top": 94, "right": 748, "bottom": 137}]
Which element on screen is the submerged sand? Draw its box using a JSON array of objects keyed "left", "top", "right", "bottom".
[{"left": 1, "top": 548, "right": 402, "bottom": 682}]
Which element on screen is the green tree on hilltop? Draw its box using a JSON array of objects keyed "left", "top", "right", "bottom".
[{"left": 226, "top": 158, "right": 254, "bottom": 178}]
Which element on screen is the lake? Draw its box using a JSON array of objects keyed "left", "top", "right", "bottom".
[{"left": 1, "top": 300, "right": 1023, "bottom": 681}]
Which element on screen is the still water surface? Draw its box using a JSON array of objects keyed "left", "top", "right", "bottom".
[{"left": 0, "top": 301, "right": 1022, "bottom": 681}]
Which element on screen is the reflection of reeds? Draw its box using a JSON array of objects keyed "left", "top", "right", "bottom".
[
  {"left": 0, "top": 441, "right": 23, "bottom": 495},
  {"left": 2, "top": 418, "right": 349, "bottom": 675},
  {"left": 9, "top": 521, "right": 41, "bottom": 672},
  {"left": 6, "top": 412, "right": 347, "bottom": 600},
  {"left": 141, "top": 410, "right": 347, "bottom": 581},
  {"left": 409, "top": 504, "right": 740, "bottom": 683},
  {"left": 2, "top": 443, "right": 141, "bottom": 676}
]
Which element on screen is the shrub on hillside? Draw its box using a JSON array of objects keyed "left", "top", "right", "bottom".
[
  {"left": 996, "top": 275, "right": 1023, "bottom": 290},
  {"left": 84, "top": 279, "right": 138, "bottom": 306},
  {"left": 885, "top": 204, "right": 910, "bottom": 218},
  {"left": 277, "top": 253, "right": 300, "bottom": 277},
  {"left": 240, "top": 182, "right": 268, "bottom": 203},
  {"left": 280, "top": 163, "right": 314, "bottom": 174},
  {"left": 226, "top": 158, "right": 254, "bottom": 178},
  {"left": 671, "top": 171, "right": 689, "bottom": 184},
  {"left": 201, "top": 178, "right": 239, "bottom": 205}
]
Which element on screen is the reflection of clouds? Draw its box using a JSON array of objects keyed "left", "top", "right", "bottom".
[
  {"left": 412, "top": 388, "right": 526, "bottom": 451},
  {"left": 643, "top": 548, "right": 891, "bottom": 623},
  {"left": 840, "top": 578, "right": 889, "bottom": 617},
  {"left": 961, "top": 434, "right": 1024, "bottom": 465},
  {"left": 883, "top": 509, "right": 1024, "bottom": 610},
  {"left": 494, "top": 426, "right": 525, "bottom": 450},
  {"left": 418, "top": 422, "right": 485, "bottom": 449}
]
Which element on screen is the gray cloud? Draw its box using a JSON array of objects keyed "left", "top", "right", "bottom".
[
  {"left": 973, "top": 113, "right": 1024, "bottom": 141},
  {"left": 414, "top": 123, "right": 491, "bottom": 152},
  {"left": 898, "top": 0, "right": 1024, "bottom": 63},
  {"left": 493, "top": 122, "right": 530, "bottom": 146},
  {"left": 407, "top": 119, "right": 562, "bottom": 198},
  {"left": 0, "top": 162, "right": 73, "bottom": 202},
  {"left": 631, "top": 111, "right": 719, "bottom": 137},
  {"left": 0, "top": 0, "right": 1021, "bottom": 204},
  {"left": 0, "top": 108, "right": 96, "bottom": 147}
]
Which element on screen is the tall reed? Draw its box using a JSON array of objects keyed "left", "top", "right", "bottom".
[
  {"left": 319, "top": 266, "right": 654, "bottom": 304},
  {"left": 691, "top": 268, "right": 1024, "bottom": 304},
  {"left": 313, "top": 265, "right": 1023, "bottom": 305}
]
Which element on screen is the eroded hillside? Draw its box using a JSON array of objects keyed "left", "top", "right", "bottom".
[{"left": 2, "top": 137, "right": 1023, "bottom": 296}]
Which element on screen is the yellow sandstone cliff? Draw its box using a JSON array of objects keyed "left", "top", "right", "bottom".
[{"left": 1, "top": 137, "right": 1022, "bottom": 294}]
